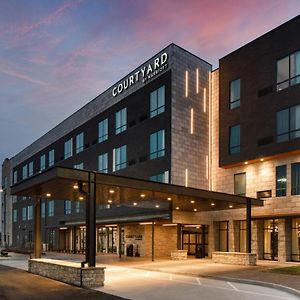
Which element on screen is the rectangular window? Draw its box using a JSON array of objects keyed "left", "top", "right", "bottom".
[
  {"left": 150, "top": 129, "right": 165, "bottom": 160},
  {"left": 76, "top": 132, "right": 84, "bottom": 154},
  {"left": 276, "top": 165, "right": 287, "bottom": 197},
  {"left": 113, "top": 145, "right": 127, "bottom": 171},
  {"left": 40, "top": 154, "right": 46, "bottom": 171},
  {"left": 292, "top": 163, "right": 300, "bottom": 195},
  {"left": 98, "top": 153, "right": 108, "bottom": 173},
  {"left": 27, "top": 205, "right": 33, "bottom": 220},
  {"left": 22, "top": 164, "right": 28, "bottom": 180},
  {"left": 49, "top": 149, "right": 55, "bottom": 167},
  {"left": 13, "top": 209, "right": 17, "bottom": 222},
  {"left": 48, "top": 200, "right": 54, "bottom": 217},
  {"left": 277, "top": 104, "right": 300, "bottom": 142},
  {"left": 98, "top": 118, "right": 108, "bottom": 143},
  {"left": 115, "top": 108, "right": 127, "bottom": 134},
  {"left": 64, "top": 138, "right": 73, "bottom": 159},
  {"left": 28, "top": 161, "right": 33, "bottom": 177},
  {"left": 74, "top": 163, "right": 84, "bottom": 170},
  {"left": 234, "top": 173, "right": 246, "bottom": 196},
  {"left": 41, "top": 201, "right": 45, "bottom": 218},
  {"left": 75, "top": 201, "right": 82, "bottom": 214},
  {"left": 277, "top": 50, "right": 300, "bottom": 91},
  {"left": 149, "top": 171, "right": 169, "bottom": 183},
  {"left": 64, "top": 200, "right": 72, "bottom": 215},
  {"left": 13, "top": 170, "right": 17, "bottom": 184},
  {"left": 230, "top": 79, "right": 240, "bottom": 109},
  {"left": 150, "top": 85, "right": 165, "bottom": 118},
  {"left": 22, "top": 207, "right": 26, "bottom": 221},
  {"left": 229, "top": 124, "right": 240, "bottom": 154}
]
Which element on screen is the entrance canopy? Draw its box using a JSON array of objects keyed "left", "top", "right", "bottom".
[{"left": 11, "top": 166, "right": 263, "bottom": 266}]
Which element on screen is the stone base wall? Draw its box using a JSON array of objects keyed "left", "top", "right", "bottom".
[
  {"left": 171, "top": 250, "right": 187, "bottom": 260},
  {"left": 212, "top": 252, "right": 257, "bottom": 266},
  {"left": 28, "top": 259, "right": 105, "bottom": 287}
]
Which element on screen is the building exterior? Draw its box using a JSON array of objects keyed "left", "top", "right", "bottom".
[{"left": 1, "top": 15, "right": 300, "bottom": 262}]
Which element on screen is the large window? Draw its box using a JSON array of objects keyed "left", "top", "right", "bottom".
[
  {"left": 49, "top": 149, "right": 55, "bottom": 167},
  {"left": 22, "top": 164, "right": 28, "bottom": 180},
  {"left": 76, "top": 132, "right": 84, "bottom": 154},
  {"left": 98, "top": 118, "right": 108, "bottom": 143},
  {"left": 27, "top": 205, "right": 33, "bottom": 220},
  {"left": 13, "top": 170, "right": 17, "bottom": 184},
  {"left": 48, "top": 200, "right": 54, "bottom": 217},
  {"left": 40, "top": 154, "right": 46, "bottom": 171},
  {"left": 28, "top": 161, "right": 33, "bottom": 177},
  {"left": 64, "top": 200, "right": 71, "bottom": 215},
  {"left": 13, "top": 209, "right": 17, "bottom": 223},
  {"left": 277, "top": 50, "right": 300, "bottom": 91},
  {"left": 150, "top": 85, "right": 165, "bottom": 118},
  {"left": 234, "top": 173, "right": 246, "bottom": 196},
  {"left": 230, "top": 79, "right": 240, "bottom": 109},
  {"left": 219, "top": 221, "right": 229, "bottom": 252},
  {"left": 64, "top": 138, "right": 73, "bottom": 159},
  {"left": 229, "top": 124, "right": 240, "bottom": 154},
  {"left": 292, "top": 218, "right": 300, "bottom": 261},
  {"left": 149, "top": 171, "right": 169, "bottom": 183},
  {"left": 276, "top": 165, "right": 287, "bottom": 197},
  {"left": 277, "top": 105, "right": 300, "bottom": 142},
  {"left": 22, "top": 207, "right": 26, "bottom": 221},
  {"left": 113, "top": 145, "right": 127, "bottom": 171},
  {"left": 292, "top": 163, "right": 300, "bottom": 195},
  {"left": 150, "top": 129, "right": 165, "bottom": 160},
  {"left": 115, "top": 108, "right": 127, "bottom": 134},
  {"left": 98, "top": 153, "right": 108, "bottom": 173}
]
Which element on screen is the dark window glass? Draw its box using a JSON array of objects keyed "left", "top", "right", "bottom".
[
  {"left": 150, "top": 85, "right": 165, "bottom": 118},
  {"left": 234, "top": 173, "right": 246, "bottom": 196},
  {"left": 230, "top": 79, "right": 240, "bottom": 109},
  {"left": 115, "top": 108, "right": 127, "bottom": 134},
  {"left": 292, "top": 163, "right": 300, "bottom": 195},
  {"left": 276, "top": 165, "right": 287, "bottom": 197},
  {"left": 98, "top": 118, "right": 108, "bottom": 143},
  {"left": 150, "top": 130, "right": 165, "bottom": 160},
  {"left": 229, "top": 124, "right": 240, "bottom": 154}
]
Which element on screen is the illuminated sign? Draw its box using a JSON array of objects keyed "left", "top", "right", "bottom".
[{"left": 112, "top": 52, "right": 168, "bottom": 97}]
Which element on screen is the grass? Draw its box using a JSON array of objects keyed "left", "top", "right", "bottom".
[{"left": 267, "top": 266, "right": 300, "bottom": 275}]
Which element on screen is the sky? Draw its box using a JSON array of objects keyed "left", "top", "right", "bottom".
[{"left": 0, "top": 0, "right": 300, "bottom": 173}]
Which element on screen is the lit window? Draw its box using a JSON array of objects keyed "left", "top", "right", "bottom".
[
  {"left": 76, "top": 132, "right": 84, "bottom": 154},
  {"left": 150, "top": 129, "right": 165, "bottom": 160},
  {"left": 75, "top": 201, "right": 82, "bottom": 214},
  {"left": 291, "top": 163, "right": 300, "bottom": 195},
  {"left": 40, "top": 154, "right": 46, "bottom": 171},
  {"left": 99, "top": 118, "right": 108, "bottom": 143},
  {"left": 22, "top": 207, "right": 27, "bottom": 221},
  {"left": 64, "top": 200, "right": 72, "bottom": 215},
  {"left": 115, "top": 108, "right": 127, "bottom": 134},
  {"left": 22, "top": 164, "right": 28, "bottom": 180},
  {"left": 149, "top": 171, "right": 169, "bottom": 183},
  {"left": 229, "top": 124, "right": 240, "bottom": 154},
  {"left": 48, "top": 149, "right": 55, "bottom": 167},
  {"left": 64, "top": 138, "right": 73, "bottom": 159},
  {"left": 13, "top": 209, "right": 17, "bottom": 223},
  {"left": 276, "top": 165, "right": 287, "bottom": 197},
  {"left": 28, "top": 161, "right": 33, "bottom": 177},
  {"left": 230, "top": 79, "right": 240, "bottom": 109},
  {"left": 150, "top": 86, "right": 165, "bottom": 118},
  {"left": 234, "top": 173, "right": 246, "bottom": 196},
  {"left": 48, "top": 200, "right": 54, "bottom": 217},
  {"left": 74, "top": 163, "right": 84, "bottom": 170},
  {"left": 113, "top": 145, "right": 127, "bottom": 171},
  {"left": 27, "top": 205, "right": 33, "bottom": 220},
  {"left": 98, "top": 153, "right": 108, "bottom": 173}
]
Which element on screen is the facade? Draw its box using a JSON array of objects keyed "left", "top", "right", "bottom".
[{"left": 1, "top": 15, "right": 300, "bottom": 262}]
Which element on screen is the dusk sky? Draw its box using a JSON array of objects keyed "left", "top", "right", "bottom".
[{"left": 1, "top": 0, "right": 300, "bottom": 173}]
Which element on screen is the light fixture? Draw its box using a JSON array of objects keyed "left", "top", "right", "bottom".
[
  {"left": 59, "top": 227, "right": 68, "bottom": 230},
  {"left": 244, "top": 161, "right": 248, "bottom": 165},
  {"left": 140, "top": 193, "right": 146, "bottom": 198},
  {"left": 73, "top": 184, "right": 79, "bottom": 189},
  {"left": 133, "top": 202, "right": 137, "bottom": 206},
  {"left": 260, "top": 158, "right": 264, "bottom": 162},
  {"left": 79, "top": 196, "right": 84, "bottom": 200},
  {"left": 163, "top": 224, "right": 177, "bottom": 227},
  {"left": 140, "top": 222, "right": 155, "bottom": 225},
  {"left": 211, "top": 202, "right": 215, "bottom": 206},
  {"left": 175, "top": 206, "right": 180, "bottom": 210},
  {"left": 190, "top": 200, "right": 195, "bottom": 204},
  {"left": 109, "top": 189, "right": 115, "bottom": 194},
  {"left": 229, "top": 205, "right": 233, "bottom": 209},
  {"left": 0, "top": 189, "right": 3, "bottom": 193},
  {"left": 46, "top": 193, "right": 51, "bottom": 197},
  {"left": 155, "top": 205, "right": 160, "bottom": 208},
  {"left": 107, "top": 199, "right": 112, "bottom": 204},
  {"left": 193, "top": 208, "right": 197, "bottom": 212},
  {"left": 167, "top": 197, "right": 172, "bottom": 201}
]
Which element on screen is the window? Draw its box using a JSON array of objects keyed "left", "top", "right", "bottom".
[
  {"left": 234, "top": 173, "right": 246, "bottom": 196},
  {"left": 230, "top": 79, "right": 240, "bottom": 109},
  {"left": 229, "top": 124, "right": 240, "bottom": 154},
  {"left": 149, "top": 171, "right": 169, "bottom": 183},
  {"left": 292, "top": 163, "right": 300, "bottom": 195},
  {"left": 150, "top": 85, "right": 165, "bottom": 118},
  {"left": 74, "top": 162, "right": 84, "bottom": 169},
  {"left": 276, "top": 165, "right": 287, "bottom": 197},
  {"left": 115, "top": 108, "right": 127, "bottom": 134},
  {"left": 41, "top": 201, "right": 45, "bottom": 218},
  {"left": 76, "top": 132, "right": 84, "bottom": 154},
  {"left": 64, "top": 138, "right": 73, "bottom": 159},
  {"left": 219, "top": 221, "right": 229, "bottom": 252},
  {"left": 113, "top": 145, "right": 127, "bottom": 171},
  {"left": 64, "top": 200, "right": 72, "bottom": 215},
  {"left": 49, "top": 149, "right": 55, "bottom": 167},
  {"left": 277, "top": 50, "right": 300, "bottom": 91},
  {"left": 98, "top": 153, "right": 108, "bottom": 173},
  {"left": 98, "top": 118, "right": 108, "bottom": 143},
  {"left": 13, "top": 209, "right": 17, "bottom": 222},
  {"left": 48, "top": 200, "right": 54, "bottom": 217},
  {"left": 257, "top": 190, "right": 272, "bottom": 199},
  {"left": 277, "top": 104, "right": 300, "bottom": 142},
  {"left": 28, "top": 161, "right": 33, "bottom": 177},
  {"left": 22, "top": 207, "right": 26, "bottom": 221},
  {"left": 13, "top": 170, "right": 17, "bottom": 184},
  {"left": 40, "top": 154, "right": 46, "bottom": 171},
  {"left": 150, "top": 129, "right": 165, "bottom": 160},
  {"left": 75, "top": 201, "right": 82, "bottom": 214},
  {"left": 22, "top": 164, "right": 28, "bottom": 180},
  {"left": 27, "top": 205, "right": 33, "bottom": 220}
]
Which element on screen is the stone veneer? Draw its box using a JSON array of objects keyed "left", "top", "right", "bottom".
[
  {"left": 212, "top": 252, "right": 257, "bottom": 266},
  {"left": 171, "top": 250, "right": 188, "bottom": 260},
  {"left": 28, "top": 259, "right": 105, "bottom": 288}
]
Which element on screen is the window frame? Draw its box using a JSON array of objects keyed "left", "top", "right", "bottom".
[
  {"left": 115, "top": 108, "right": 127, "bottom": 134},
  {"left": 76, "top": 132, "right": 84, "bottom": 154},
  {"left": 150, "top": 129, "right": 165, "bottom": 160},
  {"left": 229, "top": 124, "right": 241, "bottom": 155},
  {"left": 229, "top": 78, "right": 241, "bottom": 110},
  {"left": 276, "top": 165, "right": 287, "bottom": 197},
  {"left": 150, "top": 85, "right": 165, "bottom": 118},
  {"left": 64, "top": 138, "right": 73, "bottom": 159},
  {"left": 98, "top": 118, "right": 108, "bottom": 143},
  {"left": 98, "top": 153, "right": 108, "bottom": 173}
]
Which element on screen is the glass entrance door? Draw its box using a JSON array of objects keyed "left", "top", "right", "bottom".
[
  {"left": 98, "top": 226, "right": 118, "bottom": 254},
  {"left": 264, "top": 219, "right": 278, "bottom": 260}
]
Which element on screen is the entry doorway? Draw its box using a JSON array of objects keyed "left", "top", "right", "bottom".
[
  {"left": 182, "top": 225, "right": 208, "bottom": 258},
  {"left": 97, "top": 226, "right": 124, "bottom": 254},
  {"left": 263, "top": 219, "right": 278, "bottom": 260}
]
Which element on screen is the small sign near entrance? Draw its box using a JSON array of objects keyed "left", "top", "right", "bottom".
[{"left": 126, "top": 234, "right": 143, "bottom": 240}]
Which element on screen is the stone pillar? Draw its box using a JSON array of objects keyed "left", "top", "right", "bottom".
[
  {"left": 233, "top": 221, "right": 240, "bottom": 252},
  {"left": 278, "top": 218, "right": 291, "bottom": 262},
  {"left": 208, "top": 221, "right": 219, "bottom": 257},
  {"left": 228, "top": 220, "right": 235, "bottom": 252},
  {"left": 252, "top": 219, "right": 263, "bottom": 259}
]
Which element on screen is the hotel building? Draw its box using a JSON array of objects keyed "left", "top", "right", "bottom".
[{"left": 1, "top": 15, "right": 300, "bottom": 262}]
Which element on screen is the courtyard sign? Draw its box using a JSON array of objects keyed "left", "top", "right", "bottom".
[{"left": 112, "top": 52, "right": 168, "bottom": 97}]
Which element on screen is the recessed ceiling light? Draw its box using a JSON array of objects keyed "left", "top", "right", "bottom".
[
  {"left": 109, "top": 189, "right": 115, "bottom": 194},
  {"left": 229, "top": 205, "right": 233, "bottom": 208},
  {"left": 190, "top": 200, "right": 195, "bottom": 204},
  {"left": 244, "top": 161, "right": 248, "bottom": 165},
  {"left": 193, "top": 208, "right": 197, "bottom": 212},
  {"left": 133, "top": 202, "right": 137, "bottom": 206},
  {"left": 260, "top": 158, "right": 264, "bottom": 162},
  {"left": 176, "top": 206, "right": 180, "bottom": 210},
  {"left": 155, "top": 205, "right": 160, "bottom": 208},
  {"left": 167, "top": 197, "right": 172, "bottom": 201},
  {"left": 46, "top": 193, "right": 51, "bottom": 197},
  {"left": 211, "top": 203, "right": 215, "bottom": 206},
  {"left": 107, "top": 200, "right": 112, "bottom": 204},
  {"left": 140, "top": 194, "right": 146, "bottom": 198},
  {"left": 79, "top": 196, "right": 84, "bottom": 200},
  {"left": 73, "top": 184, "right": 79, "bottom": 189}
]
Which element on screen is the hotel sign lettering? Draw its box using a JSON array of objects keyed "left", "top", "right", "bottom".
[{"left": 112, "top": 52, "right": 168, "bottom": 97}]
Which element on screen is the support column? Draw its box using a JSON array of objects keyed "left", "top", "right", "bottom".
[
  {"left": 278, "top": 218, "right": 291, "bottom": 262},
  {"left": 34, "top": 197, "right": 41, "bottom": 258},
  {"left": 177, "top": 224, "right": 182, "bottom": 250},
  {"left": 246, "top": 199, "right": 252, "bottom": 253},
  {"left": 152, "top": 222, "right": 154, "bottom": 262},
  {"left": 72, "top": 226, "right": 76, "bottom": 254},
  {"left": 86, "top": 172, "right": 96, "bottom": 267},
  {"left": 118, "top": 224, "right": 122, "bottom": 259}
]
